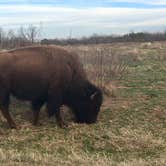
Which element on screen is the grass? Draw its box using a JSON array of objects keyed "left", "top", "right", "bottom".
[{"left": 0, "top": 41, "right": 166, "bottom": 165}]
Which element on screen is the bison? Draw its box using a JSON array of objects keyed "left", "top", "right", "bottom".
[{"left": 0, "top": 46, "right": 103, "bottom": 129}]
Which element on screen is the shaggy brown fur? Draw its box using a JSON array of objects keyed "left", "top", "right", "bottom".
[{"left": 0, "top": 45, "right": 102, "bottom": 128}]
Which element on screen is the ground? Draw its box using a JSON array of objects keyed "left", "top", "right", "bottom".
[{"left": 0, "top": 42, "right": 166, "bottom": 165}]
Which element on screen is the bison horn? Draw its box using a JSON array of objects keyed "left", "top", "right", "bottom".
[{"left": 90, "top": 92, "right": 98, "bottom": 100}]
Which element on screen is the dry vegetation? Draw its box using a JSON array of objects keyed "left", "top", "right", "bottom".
[
  {"left": 0, "top": 41, "right": 166, "bottom": 165},
  {"left": 67, "top": 44, "right": 129, "bottom": 96}
]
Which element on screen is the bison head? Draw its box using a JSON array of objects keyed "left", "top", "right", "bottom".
[{"left": 64, "top": 81, "right": 103, "bottom": 124}]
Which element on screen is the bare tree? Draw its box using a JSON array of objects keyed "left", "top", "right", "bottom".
[
  {"left": 0, "top": 27, "right": 5, "bottom": 49},
  {"left": 0, "top": 24, "right": 41, "bottom": 49},
  {"left": 26, "top": 24, "right": 40, "bottom": 44},
  {"left": 18, "top": 26, "right": 27, "bottom": 40},
  {"left": 17, "top": 26, "right": 30, "bottom": 46},
  {"left": 7, "top": 29, "right": 15, "bottom": 48}
]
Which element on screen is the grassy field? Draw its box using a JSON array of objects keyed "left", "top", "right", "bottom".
[{"left": 0, "top": 42, "right": 166, "bottom": 165}]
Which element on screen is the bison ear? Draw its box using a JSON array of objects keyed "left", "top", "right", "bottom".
[{"left": 90, "top": 92, "right": 98, "bottom": 100}]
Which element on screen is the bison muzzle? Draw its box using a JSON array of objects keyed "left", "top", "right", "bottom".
[{"left": 0, "top": 46, "right": 103, "bottom": 129}]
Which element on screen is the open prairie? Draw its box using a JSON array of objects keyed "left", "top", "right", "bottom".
[{"left": 0, "top": 41, "right": 166, "bottom": 165}]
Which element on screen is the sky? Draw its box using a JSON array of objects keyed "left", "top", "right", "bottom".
[{"left": 0, "top": 0, "right": 166, "bottom": 38}]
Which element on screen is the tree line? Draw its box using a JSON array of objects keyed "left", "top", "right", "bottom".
[
  {"left": 1, "top": 25, "right": 166, "bottom": 49},
  {"left": 41, "top": 31, "right": 166, "bottom": 45}
]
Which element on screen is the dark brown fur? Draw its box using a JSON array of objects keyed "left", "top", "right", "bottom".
[{"left": 0, "top": 46, "right": 102, "bottom": 128}]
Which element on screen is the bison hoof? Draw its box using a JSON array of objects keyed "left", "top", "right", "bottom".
[
  {"left": 10, "top": 124, "right": 18, "bottom": 129},
  {"left": 59, "top": 122, "right": 68, "bottom": 129},
  {"left": 33, "top": 122, "right": 42, "bottom": 126}
]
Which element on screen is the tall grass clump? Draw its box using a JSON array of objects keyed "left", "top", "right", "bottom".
[{"left": 68, "top": 45, "right": 128, "bottom": 95}]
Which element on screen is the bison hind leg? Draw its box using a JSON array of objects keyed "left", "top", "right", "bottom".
[{"left": 0, "top": 92, "right": 17, "bottom": 129}]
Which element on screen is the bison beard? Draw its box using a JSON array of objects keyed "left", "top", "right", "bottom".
[{"left": 0, "top": 46, "right": 103, "bottom": 129}]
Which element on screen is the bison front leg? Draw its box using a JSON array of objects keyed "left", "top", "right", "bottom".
[
  {"left": 47, "top": 96, "right": 67, "bottom": 128},
  {"left": 55, "top": 107, "right": 68, "bottom": 128},
  {"left": 32, "top": 109, "right": 40, "bottom": 126}
]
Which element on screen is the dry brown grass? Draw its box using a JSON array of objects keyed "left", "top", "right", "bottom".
[{"left": 0, "top": 41, "right": 166, "bottom": 165}]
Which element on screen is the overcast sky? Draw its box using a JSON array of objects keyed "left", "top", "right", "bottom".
[{"left": 0, "top": 0, "right": 166, "bottom": 38}]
